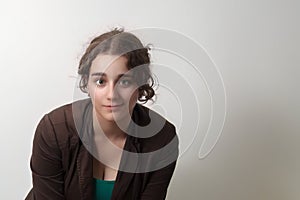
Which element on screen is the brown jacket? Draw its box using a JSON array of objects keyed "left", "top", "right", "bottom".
[{"left": 26, "top": 98, "right": 178, "bottom": 200}]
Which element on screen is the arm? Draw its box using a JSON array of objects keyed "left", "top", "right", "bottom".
[
  {"left": 29, "top": 115, "right": 65, "bottom": 200},
  {"left": 139, "top": 161, "right": 177, "bottom": 200},
  {"left": 140, "top": 125, "right": 179, "bottom": 200}
]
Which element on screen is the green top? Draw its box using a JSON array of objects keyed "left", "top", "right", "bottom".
[{"left": 94, "top": 178, "right": 115, "bottom": 200}]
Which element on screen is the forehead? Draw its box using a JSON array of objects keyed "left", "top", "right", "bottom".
[{"left": 90, "top": 54, "right": 129, "bottom": 75}]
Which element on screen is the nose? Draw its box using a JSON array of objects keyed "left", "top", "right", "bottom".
[{"left": 106, "top": 82, "right": 119, "bottom": 100}]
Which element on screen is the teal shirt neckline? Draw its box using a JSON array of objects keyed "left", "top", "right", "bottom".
[{"left": 94, "top": 178, "right": 115, "bottom": 200}]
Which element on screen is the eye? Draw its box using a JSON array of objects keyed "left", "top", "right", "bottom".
[
  {"left": 118, "top": 79, "right": 132, "bottom": 87},
  {"left": 95, "top": 79, "right": 105, "bottom": 86}
]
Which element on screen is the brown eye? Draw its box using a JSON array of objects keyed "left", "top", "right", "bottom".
[{"left": 96, "top": 79, "right": 105, "bottom": 86}]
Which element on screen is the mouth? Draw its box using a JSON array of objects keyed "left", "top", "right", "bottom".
[
  {"left": 103, "top": 104, "right": 123, "bottom": 110},
  {"left": 104, "top": 104, "right": 122, "bottom": 107}
]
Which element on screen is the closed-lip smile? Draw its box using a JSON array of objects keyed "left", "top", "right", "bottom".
[{"left": 103, "top": 104, "right": 123, "bottom": 107}]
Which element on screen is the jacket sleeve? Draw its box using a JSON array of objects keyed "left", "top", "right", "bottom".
[
  {"left": 139, "top": 161, "right": 177, "bottom": 200},
  {"left": 140, "top": 125, "right": 179, "bottom": 200},
  {"left": 29, "top": 114, "right": 65, "bottom": 200}
]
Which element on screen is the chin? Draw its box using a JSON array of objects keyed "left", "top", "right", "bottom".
[
  {"left": 95, "top": 106, "right": 131, "bottom": 123},
  {"left": 103, "top": 113, "right": 125, "bottom": 123}
]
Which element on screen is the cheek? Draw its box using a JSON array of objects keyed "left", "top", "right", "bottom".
[
  {"left": 87, "top": 80, "right": 94, "bottom": 95},
  {"left": 88, "top": 87, "right": 102, "bottom": 103},
  {"left": 87, "top": 85, "right": 95, "bottom": 98},
  {"left": 129, "top": 90, "right": 138, "bottom": 105},
  {"left": 118, "top": 87, "right": 137, "bottom": 99}
]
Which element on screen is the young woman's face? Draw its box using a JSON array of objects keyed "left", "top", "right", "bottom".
[{"left": 87, "top": 54, "right": 138, "bottom": 123}]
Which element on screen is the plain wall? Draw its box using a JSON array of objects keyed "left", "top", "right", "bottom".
[{"left": 0, "top": 0, "right": 299, "bottom": 199}]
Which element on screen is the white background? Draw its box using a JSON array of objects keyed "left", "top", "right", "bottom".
[{"left": 0, "top": 0, "right": 299, "bottom": 199}]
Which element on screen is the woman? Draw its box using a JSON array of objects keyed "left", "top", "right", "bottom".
[{"left": 26, "top": 28, "right": 179, "bottom": 200}]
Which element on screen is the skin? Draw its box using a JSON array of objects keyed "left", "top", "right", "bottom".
[{"left": 87, "top": 54, "right": 139, "bottom": 180}]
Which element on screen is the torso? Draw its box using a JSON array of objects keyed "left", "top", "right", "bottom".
[
  {"left": 93, "top": 157, "right": 119, "bottom": 180},
  {"left": 92, "top": 109, "right": 127, "bottom": 181},
  {"left": 92, "top": 135, "right": 127, "bottom": 181}
]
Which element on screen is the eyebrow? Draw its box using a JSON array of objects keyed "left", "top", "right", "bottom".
[
  {"left": 91, "top": 72, "right": 105, "bottom": 77},
  {"left": 90, "top": 72, "right": 133, "bottom": 79}
]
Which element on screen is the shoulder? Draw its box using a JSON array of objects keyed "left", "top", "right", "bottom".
[
  {"left": 45, "top": 98, "right": 91, "bottom": 125},
  {"left": 34, "top": 98, "right": 92, "bottom": 148},
  {"left": 133, "top": 104, "right": 178, "bottom": 152}
]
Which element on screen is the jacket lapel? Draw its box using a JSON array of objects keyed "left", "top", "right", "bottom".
[
  {"left": 73, "top": 99, "right": 94, "bottom": 200},
  {"left": 76, "top": 145, "right": 93, "bottom": 200},
  {"left": 111, "top": 104, "right": 153, "bottom": 199},
  {"left": 111, "top": 135, "right": 140, "bottom": 199}
]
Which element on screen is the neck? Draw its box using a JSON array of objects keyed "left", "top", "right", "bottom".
[
  {"left": 92, "top": 112, "right": 128, "bottom": 170},
  {"left": 93, "top": 110, "right": 129, "bottom": 141}
]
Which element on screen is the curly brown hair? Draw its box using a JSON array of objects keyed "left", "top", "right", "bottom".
[{"left": 78, "top": 28, "right": 155, "bottom": 103}]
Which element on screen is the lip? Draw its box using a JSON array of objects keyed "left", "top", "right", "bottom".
[
  {"left": 103, "top": 104, "right": 122, "bottom": 107},
  {"left": 103, "top": 104, "right": 123, "bottom": 110}
]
